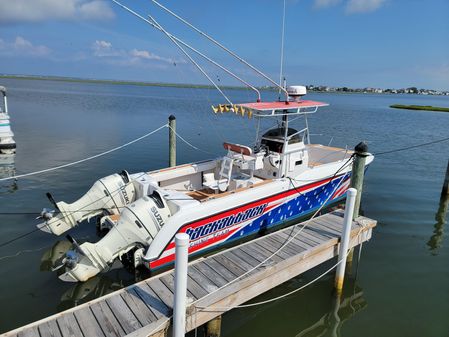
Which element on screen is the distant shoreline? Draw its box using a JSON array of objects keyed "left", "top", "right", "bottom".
[
  {"left": 1, "top": 74, "right": 448, "bottom": 96},
  {"left": 0, "top": 74, "right": 251, "bottom": 91},
  {"left": 390, "top": 104, "right": 449, "bottom": 112}
]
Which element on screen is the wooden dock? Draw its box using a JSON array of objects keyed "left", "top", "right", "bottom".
[{"left": 3, "top": 210, "right": 376, "bottom": 337}]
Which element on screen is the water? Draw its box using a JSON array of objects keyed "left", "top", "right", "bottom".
[{"left": 0, "top": 78, "right": 448, "bottom": 336}]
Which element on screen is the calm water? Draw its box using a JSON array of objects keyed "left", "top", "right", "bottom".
[{"left": 0, "top": 78, "right": 448, "bottom": 336}]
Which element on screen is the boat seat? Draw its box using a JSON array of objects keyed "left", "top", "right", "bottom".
[{"left": 203, "top": 156, "right": 234, "bottom": 193}]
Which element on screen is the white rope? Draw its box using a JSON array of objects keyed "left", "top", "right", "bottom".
[
  {"left": 167, "top": 124, "right": 215, "bottom": 155},
  {"left": 0, "top": 124, "right": 167, "bottom": 182},
  {"left": 193, "top": 159, "right": 353, "bottom": 311},
  {"left": 199, "top": 222, "right": 367, "bottom": 310}
]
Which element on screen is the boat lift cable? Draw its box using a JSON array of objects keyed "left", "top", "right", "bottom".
[
  {"left": 194, "top": 158, "right": 353, "bottom": 311},
  {"left": 145, "top": 14, "right": 234, "bottom": 108},
  {"left": 150, "top": 0, "right": 290, "bottom": 100},
  {"left": 110, "top": 0, "right": 261, "bottom": 102},
  {"left": 0, "top": 123, "right": 167, "bottom": 182}
]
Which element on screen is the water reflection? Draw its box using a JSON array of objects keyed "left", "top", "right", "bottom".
[
  {"left": 295, "top": 279, "right": 366, "bottom": 337},
  {"left": 0, "top": 154, "right": 17, "bottom": 194},
  {"left": 427, "top": 194, "right": 448, "bottom": 255}
]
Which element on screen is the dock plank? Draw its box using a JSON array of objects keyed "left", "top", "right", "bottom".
[
  {"left": 90, "top": 301, "right": 125, "bottom": 337},
  {"left": 37, "top": 320, "right": 61, "bottom": 337},
  {"left": 106, "top": 295, "right": 142, "bottom": 334},
  {"left": 147, "top": 278, "right": 174, "bottom": 310},
  {"left": 73, "top": 307, "right": 105, "bottom": 337},
  {"left": 120, "top": 289, "right": 157, "bottom": 325},
  {"left": 132, "top": 283, "right": 170, "bottom": 319},
  {"left": 56, "top": 313, "right": 83, "bottom": 337}
]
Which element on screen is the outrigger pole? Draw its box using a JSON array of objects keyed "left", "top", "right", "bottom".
[
  {"left": 111, "top": 0, "right": 261, "bottom": 102},
  {"left": 151, "top": 0, "right": 290, "bottom": 101}
]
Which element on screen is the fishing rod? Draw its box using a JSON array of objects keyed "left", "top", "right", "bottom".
[
  {"left": 110, "top": 0, "right": 261, "bottom": 102},
  {"left": 150, "top": 0, "right": 290, "bottom": 100}
]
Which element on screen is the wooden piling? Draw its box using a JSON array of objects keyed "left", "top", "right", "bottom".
[
  {"left": 350, "top": 142, "right": 369, "bottom": 219},
  {"left": 169, "top": 115, "right": 176, "bottom": 167},
  {"left": 205, "top": 316, "right": 222, "bottom": 337}
]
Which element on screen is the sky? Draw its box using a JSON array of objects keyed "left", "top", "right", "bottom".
[{"left": 0, "top": 0, "right": 448, "bottom": 90}]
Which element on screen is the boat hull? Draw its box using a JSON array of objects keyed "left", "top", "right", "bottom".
[{"left": 148, "top": 173, "right": 350, "bottom": 270}]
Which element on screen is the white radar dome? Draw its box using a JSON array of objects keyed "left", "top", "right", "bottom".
[{"left": 287, "top": 85, "right": 307, "bottom": 102}]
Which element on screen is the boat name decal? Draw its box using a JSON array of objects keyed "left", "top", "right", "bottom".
[
  {"left": 150, "top": 206, "right": 165, "bottom": 227},
  {"left": 185, "top": 203, "right": 268, "bottom": 241}
]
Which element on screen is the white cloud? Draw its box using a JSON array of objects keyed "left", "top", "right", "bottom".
[
  {"left": 91, "top": 40, "right": 186, "bottom": 66},
  {"left": 346, "top": 0, "right": 387, "bottom": 13},
  {"left": 0, "top": 36, "right": 51, "bottom": 56},
  {"left": 0, "top": 0, "right": 114, "bottom": 24},
  {"left": 314, "top": 0, "right": 342, "bottom": 9}
]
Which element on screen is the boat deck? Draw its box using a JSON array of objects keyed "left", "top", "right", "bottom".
[{"left": 2, "top": 209, "right": 376, "bottom": 337}]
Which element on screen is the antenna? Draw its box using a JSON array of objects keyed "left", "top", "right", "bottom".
[
  {"left": 151, "top": 0, "right": 289, "bottom": 100},
  {"left": 279, "top": 0, "right": 286, "bottom": 99}
]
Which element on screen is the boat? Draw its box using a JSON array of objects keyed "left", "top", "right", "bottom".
[
  {"left": 37, "top": 85, "right": 374, "bottom": 282},
  {"left": 35, "top": 3, "right": 374, "bottom": 282},
  {"left": 0, "top": 86, "right": 16, "bottom": 155}
]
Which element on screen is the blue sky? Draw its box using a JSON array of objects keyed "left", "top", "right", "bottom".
[{"left": 0, "top": 0, "right": 448, "bottom": 90}]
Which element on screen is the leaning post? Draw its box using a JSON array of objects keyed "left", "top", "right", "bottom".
[
  {"left": 169, "top": 115, "right": 176, "bottom": 167},
  {"left": 335, "top": 188, "right": 357, "bottom": 296},
  {"left": 173, "top": 233, "right": 189, "bottom": 337}
]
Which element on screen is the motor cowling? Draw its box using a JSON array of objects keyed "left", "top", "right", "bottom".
[
  {"left": 38, "top": 172, "right": 137, "bottom": 236},
  {"left": 58, "top": 193, "right": 171, "bottom": 282}
]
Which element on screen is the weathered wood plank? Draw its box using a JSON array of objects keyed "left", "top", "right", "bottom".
[
  {"left": 252, "top": 240, "right": 290, "bottom": 260},
  {"left": 188, "top": 266, "right": 219, "bottom": 294},
  {"left": 276, "top": 230, "right": 317, "bottom": 250},
  {"left": 73, "top": 307, "right": 105, "bottom": 337},
  {"left": 17, "top": 327, "right": 39, "bottom": 337},
  {"left": 90, "top": 300, "right": 124, "bottom": 337},
  {"left": 203, "top": 258, "right": 238, "bottom": 282},
  {"left": 192, "top": 262, "right": 228, "bottom": 287},
  {"left": 224, "top": 250, "right": 257, "bottom": 270},
  {"left": 132, "top": 283, "right": 170, "bottom": 319},
  {"left": 120, "top": 288, "right": 157, "bottom": 325},
  {"left": 56, "top": 313, "right": 83, "bottom": 337},
  {"left": 212, "top": 254, "right": 247, "bottom": 277},
  {"left": 37, "top": 320, "right": 61, "bottom": 337},
  {"left": 229, "top": 247, "right": 263, "bottom": 265},
  {"left": 159, "top": 273, "right": 196, "bottom": 300},
  {"left": 106, "top": 295, "right": 142, "bottom": 334},
  {"left": 147, "top": 278, "right": 174, "bottom": 310},
  {"left": 268, "top": 233, "right": 306, "bottom": 255}
]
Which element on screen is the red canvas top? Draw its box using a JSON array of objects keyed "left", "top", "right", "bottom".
[{"left": 238, "top": 100, "right": 328, "bottom": 111}]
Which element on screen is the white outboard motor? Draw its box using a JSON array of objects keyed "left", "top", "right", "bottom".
[
  {"left": 38, "top": 171, "right": 137, "bottom": 236},
  {"left": 58, "top": 193, "right": 171, "bottom": 282}
]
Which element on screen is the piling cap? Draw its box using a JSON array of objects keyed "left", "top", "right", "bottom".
[
  {"left": 168, "top": 115, "right": 176, "bottom": 121},
  {"left": 0, "top": 86, "right": 6, "bottom": 94},
  {"left": 354, "top": 141, "right": 368, "bottom": 154}
]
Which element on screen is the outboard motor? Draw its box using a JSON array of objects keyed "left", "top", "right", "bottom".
[
  {"left": 37, "top": 171, "right": 136, "bottom": 236},
  {"left": 57, "top": 194, "right": 171, "bottom": 282}
]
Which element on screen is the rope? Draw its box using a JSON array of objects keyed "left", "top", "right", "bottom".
[
  {"left": 197, "top": 218, "right": 368, "bottom": 311},
  {"left": 374, "top": 136, "right": 449, "bottom": 156},
  {"left": 0, "top": 124, "right": 167, "bottom": 182},
  {"left": 166, "top": 124, "right": 215, "bottom": 155}
]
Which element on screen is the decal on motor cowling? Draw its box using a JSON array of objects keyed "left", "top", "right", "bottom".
[{"left": 185, "top": 203, "right": 268, "bottom": 243}]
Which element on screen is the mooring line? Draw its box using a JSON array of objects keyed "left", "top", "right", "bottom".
[{"left": 0, "top": 124, "right": 167, "bottom": 182}]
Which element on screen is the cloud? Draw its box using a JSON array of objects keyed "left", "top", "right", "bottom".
[
  {"left": 0, "top": 0, "right": 114, "bottom": 24},
  {"left": 314, "top": 0, "right": 342, "bottom": 9},
  {"left": 0, "top": 36, "right": 51, "bottom": 57},
  {"left": 345, "top": 0, "right": 387, "bottom": 13},
  {"left": 91, "top": 40, "right": 186, "bottom": 67}
]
